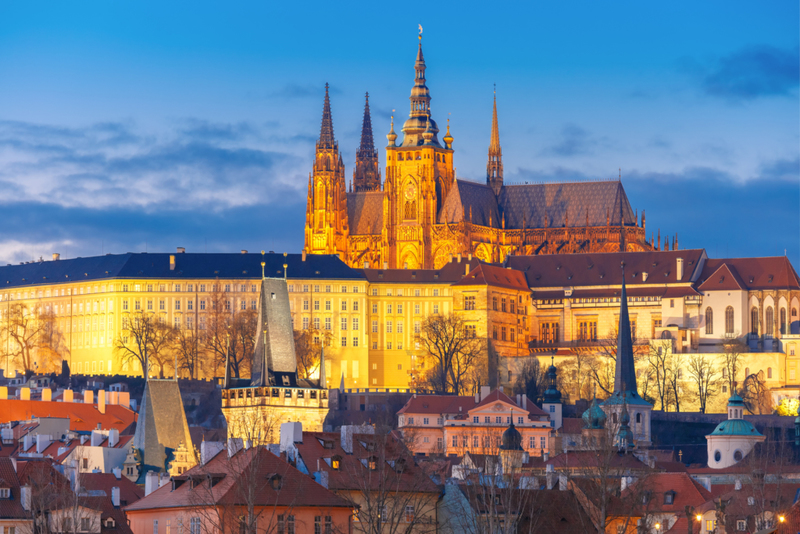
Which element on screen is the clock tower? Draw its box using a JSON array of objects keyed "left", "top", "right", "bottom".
[{"left": 383, "top": 36, "right": 455, "bottom": 269}]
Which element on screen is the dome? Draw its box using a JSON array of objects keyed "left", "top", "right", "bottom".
[
  {"left": 727, "top": 393, "right": 745, "bottom": 407},
  {"left": 500, "top": 422, "right": 523, "bottom": 451},
  {"left": 582, "top": 399, "right": 606, "bottom": 430},
  {"left": 710, "top": 418, "right": 762, "bottom": 437}
]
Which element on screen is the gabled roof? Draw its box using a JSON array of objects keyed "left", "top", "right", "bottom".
[
  {"left": 125, "top": 446, "right": 351, "bottom": 511},
  {"left": 498, "top": 180, "right": 637, "bottom": 229},
  {"left": 453, "top": 264, "right": 529, "bottom": 291},
  {"left": 697, "top": 256, "right": 800, "bottom": 291},
  {"left": 0, "top": 252, "right": 365, "bottom": 290},
  {"left": 347, "top": 191, "right": 384, "bottom": 235},
  {"left": 696, "top": 263, "right": 745, "bottom": 291},
  {"left": 0, "top": 400, "right": 136, "bottom": 433},
  {"left": 623, "top": 472, "right": 712, "bottom": 513},
  {"left": 0, "top": 458, "right": 33, "bottom": 519},
  {"left": 438, "top": 180, "right": 500, "bottom": 227},
  {"left": 507, "top": 249, "right": 706, "bottom": 289}
]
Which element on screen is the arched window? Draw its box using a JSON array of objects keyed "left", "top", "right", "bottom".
[
  {"left": 397, "top": 153, "right": 404, "bottom": 161},
  {"left": 705, "top": 307, "right": 714, "bottom": 335},
  {"left": 780, "top": 308, "right": 786, "bottom": 334},
  {"left": 751, "top": 307, "right": 759, "bottom": 336},
  {"left": 766, "top": 307, "right": 774, "bottom": 336},
  {"left": 636, "top": 413, "right": 641, "bottom": 423},
  {"left": 661, "top": 331, "right": 671, "bottom": 340},
  {"left": 725, "top": 306, "right": 734, "bottom": 334}
]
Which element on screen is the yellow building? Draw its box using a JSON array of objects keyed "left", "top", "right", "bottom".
[{"left": 304, "top": 36, "right": 654, "bottom": 271}]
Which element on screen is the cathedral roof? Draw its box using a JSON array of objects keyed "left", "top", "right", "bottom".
[
  {"left": 438, "top": 179, "right": 500, "bottom": 227},
  {"left": 346, "top": 191, "right": 384, "bottom": 235},
  {"left": 497, "top": 180, "right": 636, "bottom": 229}
]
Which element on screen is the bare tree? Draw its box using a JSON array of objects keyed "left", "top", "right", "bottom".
[
  {"left": 2, "top": 302, "right": 66, "bottom": 374},
  {"left": 202, "top": 285, "right": 257, "bottom": 379},
  {"left": 722, "top": 337, "right": 747, "bottom": 394},
  {"left": 741, "top": 370, "right": 773, "bottom": 415},
  {"left": 558, "top": 352, "right": 594, "bottom": 402},
  {"left": 512, "top": 357, "right": 545, "bottom": 403},
  {"left": 294, "top": 328, "right": 327, "bottom": 380},
  {"left": 417, "top": 313, "right": 486, "bottom": 395},
  {"left": 646, "top": 341, "right": 673, "bottom": 411},
  {"left": 171, "top": 326, "right": 201, "bottom": 379},
  {"left": 113, "top": 311, "right": 175, "bottom": 377},
  {"left": 687, "top": 354, "right": 719, "bottom": 413}
]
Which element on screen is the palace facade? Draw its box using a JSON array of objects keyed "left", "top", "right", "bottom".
[{"left": 304, "top": 37, "right": 656, "bottom": 270}]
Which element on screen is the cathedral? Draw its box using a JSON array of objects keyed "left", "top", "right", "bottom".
[{"left": 304, "top": 36, "right": 654, "bottom": 270}]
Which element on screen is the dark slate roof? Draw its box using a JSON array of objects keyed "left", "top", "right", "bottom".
[
  {"left": 133, "top": 380, "right": 194, "bottom": 476},
  {"left": 0, "top": 252, "right": 365, "bottom": 289},
  {"left": 498, "top": 181, "right": 636, "bottom": 229},
  {"left": 346, "top": 191, "right": 383, "bottom": 235},
  {"left": 438, "top": 180, "right": 501, "bottom": 226}
]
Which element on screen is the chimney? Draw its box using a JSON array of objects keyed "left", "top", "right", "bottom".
[
  {"left": 316, "top": 470, "right": 329, "bottom": 489},
  {"left": 302, "top": 250, "right": 307, "bottom": 261},
  {"left": 23, "top": 433, "right": 33, "bottom": 452},
  {"left": 457, "top": 253, "right": 462, "bottom": 263},
  {"left": 480, "top": 385, "right": 491, "bottom": 402},
  {"left": 176, "top": 247, "right": 185, "bottom": 253},
  {"left": 676, "top": 257, "right": 684, "bottom": 281},
  {"left": 0, "top": 387, "right": 6, "bottom": 400},
  {"left": 383, "top": 262, "right": 388, "bottom": 269},
  {"left": 36, "top": 434, "right": 51, "bottom": 454},
  {"left": 145, "top": 471, "right": 159, "bottom": 496},
  {"left": 241, "top": 250, "right": 248, "bottom": 254},
  {"left": 449, "top": 254, "right": 453, "bottom": 263},
  {"left": 80, "top": 435, "right": 88, "bottom": 445},
  {"left": 543, "top": 451, "right": 549, "bottom": 462},
  {"left": 111, "top": 486, "right": 120, "bottom": 507},
  {"left": 546, "top": 464, "right": 556, "bottom": 490},
  {"left": 112, "top": 467, "right": 121, "bottom": 479},
  {"left": 117, "top": 392, "right": 130, "bottom": 409},
  {"left": 468, "top": 253, "right": 472, "bottom": 261},
  {"left": 20, "top": 486, "right": 31, "bottom": 511},
  {"left": 465, "top": 263, "right": 470, "bottom": 276},
  {"left": 108, "top": 429, "right": 119, "bottom": 447},
  {"left": 227, "top": 438, "right": 243, "bottom": 458},
  {"left": 20, "top": 388, "right": 30, "bottom": 401},
  {"left": 91, "top": 430, "right": 103, "bottom": 447},
  {"left": 169, "top": 255, "right": 176, "bottom": 271},
  {"left": 475, "top": 392, "right": 480, "bottom": 403},
  {"left": 642, "top": 272, "right": 648, "bottom": 282},
  {"left": 41, "top": 388, "right": 51, "bottom": 402},
  {"left": 734, "top": 478, "right": 742, "bottom": 491},
  {"left": 280, "top": 422, "right": 303, "bottom": 452},
  {"left": 63, "top": 389, "right": 73, "bottom": 403},
  {"left": 108, "top": 391, "right": 118, "bottom": 405},
  {"left": 97, "top": 390, "right": 106, "bottom": 414},
  {"left": 340, "top": 424, "right": 374, "bottom": 454},
  {"left": 84, "top": 390, "right": 93, "bottom": 405},
  {"left": 201, "top": 441, "right": 225, "bottom": 465},
  {"left": 558, "top": 473, "right": 568, "bottom": 491},
  {"left": 52, "top": 253, "right": 60, "bottom": 261}
]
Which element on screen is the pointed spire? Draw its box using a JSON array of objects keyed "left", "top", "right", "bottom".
[
  {"left": 358, "top": 92, "right": 375, "bottom": 156},
  {"left": 486, "top": 85, "right": 503, "bottom": 195},
  {"left": 387, "top": 113, "right": 397, "bottom": 147},
  {"left": 401, "top": 33, "right": 439, "bottom": 147},
  {"left": 613, "top": 262, "right": 639, "bottom": 400},
  {"left": 443, "top": 116, "right": 453, "bottom": 149},
  {"left": 318, "top": 83, "right": 335, "bottom": 149},
  {"left": 354, "top": 92, "right": 381, "bottom": 192}
]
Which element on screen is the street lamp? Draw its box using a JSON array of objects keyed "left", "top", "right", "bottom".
[{"left": 655, "top": 523, "right": 661, "bottom": 531}]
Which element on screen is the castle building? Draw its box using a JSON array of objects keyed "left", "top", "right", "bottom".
[{"left": 304, "top": 36, "right": 653, "bottom": 270}]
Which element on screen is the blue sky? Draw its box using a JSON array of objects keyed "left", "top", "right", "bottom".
[{"left": 0, "top": 1, "right": 797, "bottom": 266}]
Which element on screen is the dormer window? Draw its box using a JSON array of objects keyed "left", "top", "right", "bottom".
[
  {"left": 331, "top": 456, "right": 341, "bottom": 470},
  {"left": 0, "top": 488, "right": 9, "bottom": 499},
  {"left": 269, "top": 474, "right": 282, "bottom": 490},
  {"left": 663, "top": 491, "right": 675, "bottom": 505},
  {"left": 104, "top": 518, "right": 116, "bottom": 528}
]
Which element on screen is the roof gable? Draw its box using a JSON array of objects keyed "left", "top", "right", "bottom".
[
  {"left": 698, "top": 256, "right": 800, "bottom": 290},
  {"left": 697, "top": 263, "right": 745, "bottom": 291}
]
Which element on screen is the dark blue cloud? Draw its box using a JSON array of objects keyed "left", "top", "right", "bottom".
[
  {"left": 540, "top": 124, "right": 596, "bottom": 157},
  {"left": 687, "top": 45, "right": 800, "bottom": 101}
]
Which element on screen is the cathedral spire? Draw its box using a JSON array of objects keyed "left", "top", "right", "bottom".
[
  {"left": 486, "top": 85, "right": 504, "bottom": 195},
  {"left": 318, "top": 83, "right": 336, "bottom": 149},
  {"left": 401, "top": 34, "right": 440, "bottom": 147},
  {"left": 353, "top": 92, "right": 381, "bottom": 191},
  {"left": 613, "top": 262, "right": 639, "bottom": 400}
]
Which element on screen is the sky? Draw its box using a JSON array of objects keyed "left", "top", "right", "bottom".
[{"left": 0, "top": 1, "right": 798, "bottom": 267}]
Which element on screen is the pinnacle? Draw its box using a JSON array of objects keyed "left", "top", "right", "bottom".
[
  {"left": 489, "top": 89, "right": 501, "bottom": 154},
  {"left": 319, "top": 83, "right": 335, "bottom": 149},
  {"left": 614, "top": 262, "right": 638, "bottom": 398},
  {"left": 357, "top": 91, "right": 375, "bottom": 157}
]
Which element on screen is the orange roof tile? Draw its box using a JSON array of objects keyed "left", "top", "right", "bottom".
[
  {"left": 0, "top": 400, "right": 136, "bottom": 433},
  {"left": 453, "top": 264, "right": 529, "bottom": 291},
  {"left": 699, "top": 256, "right": 800, "bottom": 290}
]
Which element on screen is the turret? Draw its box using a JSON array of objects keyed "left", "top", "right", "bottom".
[{"left": 541, "top": 357, "right": 562, "bottom": 430}]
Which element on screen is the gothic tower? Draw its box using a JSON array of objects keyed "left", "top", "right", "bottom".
[
  {"left": 383, "top": 36, "right": 455, "bottom": 269},
  {"left": 486, "top": 88, "right": 503, "bottom": 195},
  {"left": 353, "top": 92, "right": 381, "bottom": 192},
  {"left": 304, "top": 84, "right": 349, "bottom": 256}
]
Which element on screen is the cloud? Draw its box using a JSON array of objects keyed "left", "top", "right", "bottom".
[
  {"left": 540, "top": 124, "right": 597, "bottom": 157},
  {"left": 757, "top": 157, "right": 799, "bottom": 182},
  {"left": 683, "top": 45, "right": 800, "bottom": 101}
]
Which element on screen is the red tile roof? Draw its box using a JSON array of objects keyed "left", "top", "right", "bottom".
[
  {"left": 559, "top": 418, "right": 584, "bottom": 434},
  {"left": 623, "top": 472, "right": 712, "bottom": 513},
  {"left": 453, "top": 264, "right": 529, "bottom": 291},
  {"left": 397, "top": 395, "right": 476, "bottom": 416},
  {"left": 125, "top": 446, "right": 351, "bottom": 512},
  {"left": 697, "top": 263, "right": 745, "bottom": 291},
  {"left": 698, "top": 256, "right": 800, "bottom": 291},
  {"left": 0, "top": 400, "right": 136, "bottom": 433}
]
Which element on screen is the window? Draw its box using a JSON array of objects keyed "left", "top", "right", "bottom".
[
  {"left": 386, "top": 321, "right": 392, "bottom": 333},
  {"left": 670, "top": 299, "right": 674, "bottom": 308},
  {"left": 706, "top": 520, "right": 716, "bottom": 531},
  {"left": 501, "top": 326, "right": 507, "bottom": 341},
  {"left": 577, "top": 321, "right": 597, "bottom": 341},
  {"left": 372, "top": 321, "right": 378, "bottom": 333},
  {"left": 664, "top": 491, "right": 675, "bottom": 504},
  {"left": 325, "top": 300, "right": 331, "bottom": 311},
  {"left": 737, "top": 520, "right": 746, "bottom": 531},
  {"left": 781, "top": 308, "right": 787, "bottom": 334},
  {"left": 501, "top": 298, "right": 507, "bottom": 312},
  {"left": 751, "top": 307, "right": 759, "bottom": 335},
  {"left": 414, "top": 321, "right": 421, "bottom": 334},
  {"left": 0, "top": 488, "right": 9, "bottom": 499},
  {"left": 465, "top": 325, "right": 476, "bottom": 338},
  {"left": 464, "top": 296, "right": 475, "bottom": 310},
  {"left": 190, "top": 518, "right": 201, "bottom": 534},
  {"left": 404, "top": 505, "right": 415, "bottom": 523},
  {"left": 341, "top": 337, "right": 347, "bottom": 347},
  {"left": 423, "top": 417, "right": 429, "bottom": 425},
  {"left": 725, "top": 306, "right": 734, "bottom": 334},
  {"left": 353, "top": 337, "right": 359, "bottom": 347},
  {"left": 433, "top": 304, "right": 439, "bottom": 314},
  {"left": 714, "top": 450, "right": 721, "bottom": 462},
  {"left": 540, "top": 436, "right": 546, "bottom": 449},
  {"left": 325, "top": 318, "right": 331, "bottom": 330},
  {"left": 492, "top": 326, "right": 498, "bottom": 340},
  {"left": 705, "top": 307, "right": 713, "bottom": 334},
  {"left": 341, "top": 317, "right": 347, "bottom": 330},
  {"left": 433, "top": 289, "right": 439, "bottom": 297},
  {"left": 473, "top": 416, "right": 479, "bottom": 423},
  {"left": 397, "top": 321, "right": 403, "bottom": 333},
  {"left": 452, "top": 435, "right": 458, "bottom": 447},
  {"left": 768, "top": 367, "right": 773, "bottom": 379},
  {"left": 492, "top": 297, "right": 498, "bottom": 311},
  {"left": 766, "top": 306, "right": 774, "bottom": 335},
  {"left": 387, "top": 304, "right": 392, "bottom": 314}
]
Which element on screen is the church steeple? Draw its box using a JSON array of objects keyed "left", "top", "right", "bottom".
[
  {"left": 613, "top": 262, "right": 639, "bottom": 399},
  {"left": 353, "top": 92, "right": 381, "bottom": 192},
  {"left": 318, "top": 83, "right": 336, "bottom": 150},
  {"left": 486, "top": 86, "right": 503, "bottom": 195},
  {"left": 401, "top": 36, "right": 440, "bottom": 147}
]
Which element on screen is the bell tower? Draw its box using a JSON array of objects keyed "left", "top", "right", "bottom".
[
  {"left": 383, "top": 33, "right": 455, "bottom": 269},
  {"left": 304, "top": 84, "right": 349, "bottom": 257}
]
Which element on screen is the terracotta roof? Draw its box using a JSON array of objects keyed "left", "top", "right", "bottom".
[
  {"left": 560, "top": 418, "right": 584, "bottom": 434},
  {"left": 507, "top": 249, "right": 706, "bottom": 289},
  {"left": 696, "top": 482, "right": 800, "bottom": 517},
  {"left": 0, "top": 458, "right": 31, "bottom": 519},
  {"left": 125, "top": 446, "right": 351, "bottom": 512},
  {"left": 542, "top": 451, "right": 650, "bottom": 470},
  {"left": 294, "top": 432, "right": 440, "bottom": 494},
  {"left": 361, "top": 258, "right": 482, "bottom": 284},
  {"left": 696, "top": 263, "right": 745, "bottom": 291},
  {"left": 698, "top": 256, "right": 800, "bottom": 291},
  {"left": 453, "top": 264, "right": 529, "bottom": 291},
  {"left": 80, "top": 472, "right": 143, "bottom": 508},
  {"left": 397, "top": 395, "right": 475, "bottom": 416},
  {"left": 623, "top": 472, "right": 712, "bottom": 513},
  {"left": 0, "top": 400, "right": 136, "bottom": 433},
  {"left": 347, "top": 191, "right": 384, "bottom": 235}
]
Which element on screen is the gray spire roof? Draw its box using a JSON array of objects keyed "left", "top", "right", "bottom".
[
  {"left": 318, "top": 83, "right": 336, "bottom": 150},
  {"left": 250, "top": 277, "right": 298, "bottom": 388}
]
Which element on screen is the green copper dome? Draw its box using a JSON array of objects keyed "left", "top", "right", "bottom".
[
  {"left": 582, "top": 399, "right": 606, "bottom": 430},
  {"left": 710, "top": 419, "right": 762, "bottom": 437}
]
